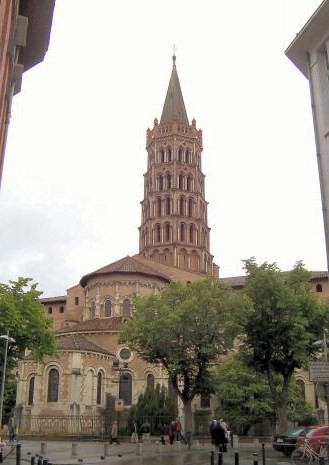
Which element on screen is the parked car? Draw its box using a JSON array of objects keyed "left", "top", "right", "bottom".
[
  {"left": 296, "top": 425, "right": 329, "bottom": 452},
  {"left": 272, "top": 426, "right": 307, "bottom": 456}
]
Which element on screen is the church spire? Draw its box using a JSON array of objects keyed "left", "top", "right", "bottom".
[{"left": 160, "top": 55, "right": 189, "bottom": 125}]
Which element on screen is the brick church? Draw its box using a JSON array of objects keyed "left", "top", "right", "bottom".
[{"left": 14, "top": 55, "right": 329, "bottom": 433}]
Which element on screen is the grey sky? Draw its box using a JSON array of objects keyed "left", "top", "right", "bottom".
[{"left": 0, "top": 0, "right": 326, "bottom": 297}]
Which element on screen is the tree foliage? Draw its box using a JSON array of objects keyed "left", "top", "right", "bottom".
[
  {"left": 214, "top": 354, "right": 316, "bottom": 435},
  {"left": 120, "top": 277, "right": 249, "bottom": 428},
  {"left": 0, "top": 278, "right": 57, "bottom": 371},
  {"left": 129, "top": 384, "right": 178, "bottom": 422},
  {"left": 239, "top": 258, "right": 328, "bottom": 433}
]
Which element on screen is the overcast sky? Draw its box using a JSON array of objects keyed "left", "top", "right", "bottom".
[{"left": 0, "top": 0, "right": 326, "bottom": 297}]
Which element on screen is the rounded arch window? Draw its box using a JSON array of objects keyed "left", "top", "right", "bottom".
[
  {"left": 122, "top": 298, "right": 132, "bottom": 316},
  {"left": 28, "top": 376, "right": 35, "bottom": 405},
  {"left": 47, "top": 368, "right": 59, "bottom": 402},
  {"left": 146, "top": 373, "right": 155, "bottom": 391},
  {"left": 105, "top": 299, "right": 112, "bottom": 317},
  {"left": 316, "top": 283, "right": 323, "bottom": 292}
]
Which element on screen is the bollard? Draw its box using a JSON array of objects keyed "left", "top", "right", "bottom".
[
  {"left": 217, "top": 451, "right": 223, "bottom": 465},
  {"left": 262, "top": 443, "right": 266, "bottom": 465},
  {"left": 42, "top": 459, "right": 48, "bottom": 465},
  {"left": 234, "top": 451, "right": 239, "bottom": 465},
  {"left": 40, "top": 443, "right": 47, "bottom": 456},
  {"left": 233, "top": 435, "right": 239, "bottom": 449},
  {"left": 31, "top": 457, "right": 35, "bottom": 465},
  {"left": 136, "top": 443, "right": 142, "bottom": 456},
  {"left": 71, "top": 443, "right": 78, "bottom": 457},
  {"left": 211, "top": 450, "right": 215, "bottom": 465},
  {"left": 103, "top": 443, "right": 110, "bottom": 457},
  {"left": 0, "top": 449, "right": 2, "bottom": 464},
  {"left": 253, "top": 452, "right": 258, "bottom": 465},
  {"left": 37, "top": 457, "right": 42, "bottom": 465},
  {"left": 16, "top": 443, "right": 21, "bottom": 465}
]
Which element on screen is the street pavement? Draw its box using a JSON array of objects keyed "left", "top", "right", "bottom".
[{"left": 0, "top": 439, "right": 292, "bottom": 465}]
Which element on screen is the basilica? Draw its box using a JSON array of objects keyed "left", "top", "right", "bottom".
[{"left": 14, "top": 55, "right": 329, "bottom": 435}]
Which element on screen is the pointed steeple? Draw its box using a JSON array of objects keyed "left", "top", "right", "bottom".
[{"left": 160, "top": 55, "right": 189, "bottom": 125}]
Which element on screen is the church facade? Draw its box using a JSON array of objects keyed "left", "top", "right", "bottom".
[{"left": 14, "top": 56, "right": 329, "bottom": 434}]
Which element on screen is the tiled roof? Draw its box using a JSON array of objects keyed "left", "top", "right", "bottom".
[
  {"left": 80, "top": 255, "right": 170, "bottom": 287},
  {"left": 40, "top": 295, "right": 67, "bottom": 303},
  {"left": 56, "top": 317, "right": 126, "bottom": 335},
  {"left": 55, "top": 334, "right": 114, "bottom": 356}
]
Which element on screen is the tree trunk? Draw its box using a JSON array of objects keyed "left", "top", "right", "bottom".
[
  {"left": 183, "top": 399, "right": 193, "bottom": 434},
  {"left": 276, "top": 401, "right": 289, "bottom": 434}
]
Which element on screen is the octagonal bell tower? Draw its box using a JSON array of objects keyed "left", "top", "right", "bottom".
[{"left": 138, "top": 55, "right": 217, "bottom": 276}]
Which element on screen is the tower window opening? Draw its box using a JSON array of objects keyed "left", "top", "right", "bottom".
[{"left": 316, "top": 283, "right": 323, "bottom": 292}]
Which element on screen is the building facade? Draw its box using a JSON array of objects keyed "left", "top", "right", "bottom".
[{"left": 0, "top": 0, "right": 55, "bottom": 189}]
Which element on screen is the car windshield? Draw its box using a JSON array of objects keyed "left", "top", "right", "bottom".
[
  {"left": 285, "top": 427, "right": 306, "bottom": 437},
  {"left": 305, "top": 429, "right": 319, "bottom": 437}
]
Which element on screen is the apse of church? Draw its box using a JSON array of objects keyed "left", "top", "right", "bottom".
[{"left": 139, "top": 55, "right": 218, "bottom": 277}]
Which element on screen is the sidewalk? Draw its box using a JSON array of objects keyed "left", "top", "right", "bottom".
[{"left": 1, "top": 439, "right": 292, "bottom": 465}]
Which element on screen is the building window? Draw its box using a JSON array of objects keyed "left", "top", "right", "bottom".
[
  {"left": 105, "top": 299, "right": 112, "bottom": 317},
  {"left": 119, "top": 372, "right": 132, "bottom": 406},
  {"left": 146, "top": 373, "right": 155, "bottom": 391},
  {"left": 59, "top": 306, "right": 64, "bottom": 313},
  {"left": 97, "top": 372, "right": 102, "bottom": 405},
  {"left": 316, "top": 283, "right": 323, "bottom": 292},
  {"left": 200, "top": 394, "right": 210, "bottom": 408},
  {"left": 75, "top": 297, "right": 79, "bottom": 306},
  {"left": 123, "top": 299, "right": 131, "bottom": 316},
  {"left": 91, "top": 301, "right": 96, "bottom": 318},
  {"left": 119, "top": 348, "right": 132, "bottom": 361},
  {"left": 28, "top": 376, "right": 35, "bottom": 405},
  {"left": 48, "top": 368, "right": 59, "bottom": 402},
  {"left": 48, "top": 307, "right": 52, "bottom": 314}
]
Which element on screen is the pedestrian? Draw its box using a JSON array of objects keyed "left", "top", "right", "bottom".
[
  {"left": 131, "top": 421, "right": 138, "bottom": 443},
  {"left": 110, "top": 421, "right": 119, "bottom": 444},
  {"left": 140, "top": 420, "right": 151, "bottom": 443},
  {"left": 210, "top": 420, "right": 227, "bottom": 452},
  {"left": 175, "top": 418, "right": 182, "bottom": 441},
  {"left": 168, "top": 420, "right": 176, "bottom": 445},
  {"left": 8, "top": 414, "right": 16, "bottom": 443}
]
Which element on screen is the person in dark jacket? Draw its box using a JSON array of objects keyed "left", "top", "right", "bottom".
[{"left": 210, "top": 420, "right": 227, "bottom": 452}]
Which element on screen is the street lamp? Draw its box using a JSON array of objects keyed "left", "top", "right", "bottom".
[{"left": 0, "top": 333, "right": 16, "bottom": 430}]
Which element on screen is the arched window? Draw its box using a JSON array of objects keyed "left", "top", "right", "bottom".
[
  {"left": 97, "top": 372, "right": 102, "bottom": 405},
  {"left": 147, "top": 373, "right": 155, "bottom": 391},
  {"left": 123, "top": 298, "right": 131, "bottom": 316},
  {"left": 164, "top": 197, "right": 171, "bottom": 215},
  {"left": 105, "top": 299, "right": 112, "bottom": 317},
  {"left": 165, "top": 223, "right": 170, "bottom": 241},
  {"left": 119, "top": 372, "right": 132, "bottom": 406},
  {"left": 155, "top": 224, "right": 161, "bottom": 242},
  {"left": 189, "top": 224, "right": 194, "bottom": 243},
  {"left": 156, "top": 198, "right": 161, "bottom": 216},
  {"left": 159, "top": 175, "right": 164, "bottom": 191},
  {"left": 48, "top": 368, "right": 59, "bottom": 402},
  {"left": 180, "top": 224, "right": 186, "bottom": 242},
  {"left": 179, "top": 175, "right": 184, "bottom": 190},
  {"left": 167, "top": 148, "right": 172, "bottom": 162},
  {"left": 187, "top": 176, "right": 192, "bottom": 192},
  {"left": 28, "top": 376, "right": 35, "bottom": 405},
  {"left": 186, "top": 150, "right": 190, "bottom": 163},
  {"left": 178, "top": 148, "right": 183, "bottom": 162},
  {"left": 188, "top": 198, "right": 193, "bottom": 217},
  {"left": 200, "top": 394, "right": 210, "bottom": 408},
  {"left": 316, "top": 283, "right": 323, "bottom": 292},
  {"left": 167, "top": 174, "right": 172, "bottom": 189},
  {"left": 160, "top": 149, "right": 165, "bottom": 163},
  {"left": 48, "top": 307, "right": 52, "bottom": 314},
  {"left": 179, "top": 197, "right": 185, "bottom": 216}
]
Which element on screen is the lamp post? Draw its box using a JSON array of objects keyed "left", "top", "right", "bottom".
[{"left": 0, "top": 333, "right": 16, "bottom": 430}]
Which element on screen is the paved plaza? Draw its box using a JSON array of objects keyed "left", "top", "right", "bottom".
[{"left": 0, "top": 439, "right": 292, "bottom": 465}]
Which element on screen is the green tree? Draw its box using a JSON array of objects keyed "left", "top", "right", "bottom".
[
  {"left": 0, "top": 278, "right": 57, "bottom": 413},
  {"left": 214, "top": 354, "right": 316, "bottom": 435},
  {"left": 128, "top": 385, "right": 178, "bottom": 433},
  {"left": 120, "top": 277, "right": 248, "bottom": 433},
  {"left": 240, "top": 258, "right": 328, "bottom": 433}
]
